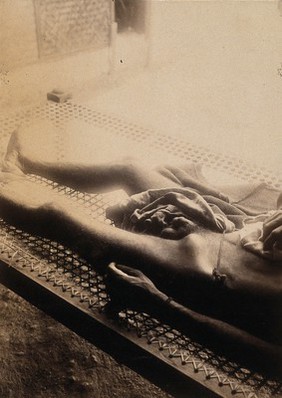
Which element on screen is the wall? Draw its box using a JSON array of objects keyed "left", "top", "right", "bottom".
[
  {"left": 0, "top": 0, "right": 112, "bottom": 111},
  {"left": 149, "top": 1, "right": 282, "bottom": 69},
  {"left": 147, "top": 1, "right": 282, "bottom": 169},
  {"left": 0, "top": 0, "right": 38, "bottom": 69},
  {"left": 1, "top": 0, "right": 281, "bottom": 170}
]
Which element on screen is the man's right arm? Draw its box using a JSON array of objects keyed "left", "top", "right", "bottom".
[{"left": 107, "top": 263, "right": 282, "bottom": 379}]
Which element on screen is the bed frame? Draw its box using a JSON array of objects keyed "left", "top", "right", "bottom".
[{"left": 0, "top": 102, "right": 281, "bottom": 398}]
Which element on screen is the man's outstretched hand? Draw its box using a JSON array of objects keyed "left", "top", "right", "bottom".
[
  {"left": 262, "top": 210, "right": 282, "bottom": 251},
  {"left": 106, "top": 263, "right": 166, "bottom": 315}
]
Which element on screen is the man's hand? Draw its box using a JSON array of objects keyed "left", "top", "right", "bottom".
[
  {"left": 262, "top": 210, "right": 282, "bottom": 250},
  {"left": 106, "top": 263, "right": 164, "bottom": 314}
]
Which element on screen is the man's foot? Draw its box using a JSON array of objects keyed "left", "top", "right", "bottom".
[
  {"left": 2, "top": 130, "right": 26, "bottom": 175},
  {"left": 2, "top": 119, "right": 60, "bottom": 176},
  {"left": 0, "top": 172, "right": 62, "bottom": 238}
]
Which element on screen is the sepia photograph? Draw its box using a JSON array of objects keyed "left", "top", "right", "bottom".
[{"left": 0, "top": 1, "right": 282, "bottom": 397}]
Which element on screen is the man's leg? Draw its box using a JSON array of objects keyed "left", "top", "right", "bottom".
[
  {"left": 3, "top": 128, "right": 182, "bottom": 195},
  {"left": 2, "top": 121, "right": 227, "bottom": 197}
]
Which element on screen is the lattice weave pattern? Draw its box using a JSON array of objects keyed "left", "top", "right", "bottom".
[
  {"left": 0, "top": 102, "right": 281, "bottom": 189},
  {"left": 0, "top": 176, "right": 281, "bottom": 398},
  {"left": 0, "top": 103, "right": 281, "bottom": 398}
]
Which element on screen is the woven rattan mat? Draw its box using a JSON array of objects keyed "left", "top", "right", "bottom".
[{"left": 0, "top": 102, "right": 281, "bottom": 398}]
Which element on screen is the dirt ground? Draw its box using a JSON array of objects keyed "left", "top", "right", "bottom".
[{"left": 0, "top": 284, "right": 172, "bottom": 398}]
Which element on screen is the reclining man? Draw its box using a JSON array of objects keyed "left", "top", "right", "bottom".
[{"left": 0, "top": 125, "right": 282, "bottom": 377}]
